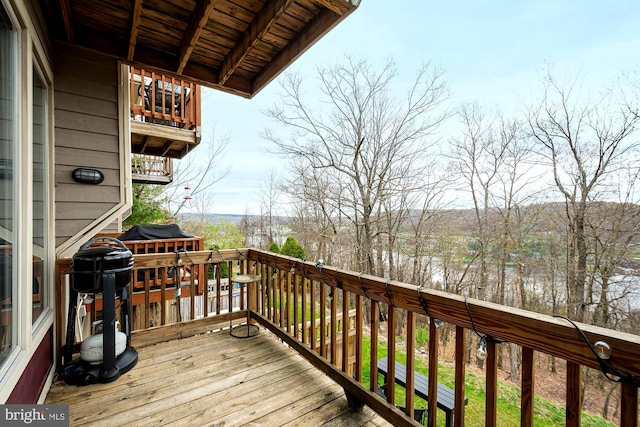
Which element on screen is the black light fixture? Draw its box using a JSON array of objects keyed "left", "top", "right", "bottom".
[{"left": 72, "top": 168, "right": 104, "bottom": 184}]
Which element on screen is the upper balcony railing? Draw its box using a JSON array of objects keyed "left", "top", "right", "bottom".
[
  {"left": 128, "top": 67, "right": 201, "bottom": 160},
  {"left": 129, "top": 67, "right": 200, "bottom": 130},
  {"left": 54, "top": 248, "right": 640, "bottom": 426},
  {"left": 131, "top": 154, "right": 173, "bottom": 184}
]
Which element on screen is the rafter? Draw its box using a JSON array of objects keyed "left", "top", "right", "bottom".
[
  {"left": 218, "top": 0, "right": 294, "bottom": 86},
  {"left": 252, "top": 7, "right": 350, "bottom": 97},
  {"left": 160, "top": 141, "right": 174, "bottom": 157},
  {"left": 139, "top": 135, "right": 149, "bottom": 153},
  {"left": 127, "top": 0, "right": 144, "bottom": 61},
  {"left": 177, "top": 0, "right": 218, "bottom": 74},
  {"left": 314, "top": 0, "right": 356, "bottom": 16},
  {"left": 59, "top": 0, "right": 73, "bottom": 41}
]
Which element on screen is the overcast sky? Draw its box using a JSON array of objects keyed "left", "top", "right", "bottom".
[{"left": 192, "top": 0, "right": 640, "bottom": 215}]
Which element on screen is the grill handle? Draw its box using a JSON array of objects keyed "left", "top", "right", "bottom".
[{"left": 80, "top": 237, "right": 128, "bottom": 251}]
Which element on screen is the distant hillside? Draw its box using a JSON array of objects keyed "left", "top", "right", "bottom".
[{"left": 178, "top": 213, "right": 250, "bottom": 225}]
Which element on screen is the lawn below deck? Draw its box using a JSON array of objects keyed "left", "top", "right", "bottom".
[{"left": 45, "top": 328, "right": 392, "bottom": 427}]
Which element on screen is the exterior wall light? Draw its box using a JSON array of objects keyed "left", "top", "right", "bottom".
[{"left": 72, "top": 168, "right": 104, "bottom": 184}]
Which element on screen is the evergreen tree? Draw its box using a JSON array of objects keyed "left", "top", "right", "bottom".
[
  {"left": 280, "top": 237, "right": 305, "bottom": 259},
  {"left": 268, "top": 242, "right": 280, "bottom": 253}
]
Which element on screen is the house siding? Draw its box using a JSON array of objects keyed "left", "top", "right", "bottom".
[
  {"left": 6, "top": 328, "right": 53, "bottom": 403},
  {"left": 53, "top": 43, "right": 122, "bottom": 248}
]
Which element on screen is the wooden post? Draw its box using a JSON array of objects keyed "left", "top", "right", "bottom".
[
  {"left": 521, "top": 347, "right": 535, "bottom": 427},
  {"left": 387, "top": 305, "right": 396, "bottom": 405},
  {"left": 621, "top": 381, "right": 638, "bottom": 427},
  {"left": 370, "top": 301, "right": 379, "bottom": 394},
  {"left": 566, "top": 361, "right": 582, "bottom": 427},
  {"left": 485, "top": 340, "right": 498, "bottom": 427},
  {"left": 405, "top": 311, "right": 416, "bottom": 420},
  {"left": 427, "top": 317, "right": 439, "bottom": 427},
  {"left": 454, "top": 326, "right": 466, "bottom": 426}
]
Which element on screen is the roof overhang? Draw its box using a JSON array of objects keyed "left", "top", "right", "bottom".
[{"left": 40, "top": 0, "right": 360, "bottom": 98}]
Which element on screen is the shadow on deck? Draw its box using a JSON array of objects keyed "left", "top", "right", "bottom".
[{"left": 46, "top": 328, "right": 392, "bottom": 427}]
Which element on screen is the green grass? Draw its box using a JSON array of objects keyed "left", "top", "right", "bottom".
[{"left": 359, "top": 335, "right": 615, "bottom": 427}]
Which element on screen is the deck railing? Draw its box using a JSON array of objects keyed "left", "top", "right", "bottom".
[
  {"left": 129, "top": 67, "right": 200, "bottom": 129},
  {"left": 54, "top": 248, "right": 640, "bottom": 427},
  {"left": 131, "top": 154, "right": 173, "bottom": 183}
]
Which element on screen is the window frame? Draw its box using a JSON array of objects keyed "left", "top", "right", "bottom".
[{"left": 0, "top": 0, "right": 55, "bottom": 400}]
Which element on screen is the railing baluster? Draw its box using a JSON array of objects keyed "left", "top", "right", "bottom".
[
  {"left": 521, "top": 347, "right": 535, "bottom": 427},
  {"left": 189, "top": 265, "right": 195, "bottom": 321},
  {"left": 370, "top": 300, "right": 379, "bottom": 394},
  {"left": 300, "top": 273, "right": 305, "bottom": 343},
  {"left": 387, "top": 305, "right": 396, "bottom": 405},
  {"left": 405, "top": 310, "right": 416, "bottom": 420},
  {"left": 310, "top": 278, "right": 315, "bottom": 350},
  {"left": 150, "top": 71, "right": 156, "bottom": 118},
  {"left": 239, "top": 260, "right": 245, "bottom": 311},
  {"left": 279, "top": 269, "right": 285, "bottom": 327},
  {"left": 202, "top": 263, "right": 209, "bottom": 318},
  {"left": 454, "top": 325, "right": 466, "bottom": 426},
  {"left": 342, "top": 289, "right": 349, "bottom": 373},
  {"left": 355, "top": 294, "right": 363, "bottom": 383},
  {"left": 227, "top": 261, "right": 233, "bottom": 318},
  {"left": 330, "top": 284, "right": 337, "bottom": 365},
  {"left": 485, "top": 339, "right": 498, "bottom": 427},
  {"left": 285, "top": 270, "right": 290, "bottom": 333},
  {"left": 268, "top": 266, "right": 274, "bottom": 321},
  {"left": 290, "top": 273, "right": 298, "bottom": 343},
  {"left": 427, "top": 317, "right": 439, "bottom": 427},
  {"left": 320, "top": 281, "right": 326, "bottom": 358},
  {"left": 566, "top": 361, "right": 582, "bottom": 427},
  {"left": 144, "top": 269, "right": 150, "bottom": 327},
  {"left": 160, "top": 264, "right": 167, "bottom": 326},
  {"left": 621, "top": 381, "right": 638, "bottom": 427},
  {"left": 215, "top": 261, "right": 221, "bottom": 315}
]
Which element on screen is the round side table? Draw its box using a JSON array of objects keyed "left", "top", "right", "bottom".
[{"left": 229, "top": 274, "right": 261, "bottom": 338}]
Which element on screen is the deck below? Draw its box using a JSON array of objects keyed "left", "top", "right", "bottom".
[{"left": 46, "top": 328, "right": 392, "bottom": 427}]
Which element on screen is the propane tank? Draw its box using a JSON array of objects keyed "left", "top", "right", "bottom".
[{"left": 80, "top": 320, "right": 127, "bottom": 365}]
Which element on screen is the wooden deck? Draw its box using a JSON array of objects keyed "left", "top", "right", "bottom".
[{"left": 46, "top": 328, "right": 392, "bottom": 427}]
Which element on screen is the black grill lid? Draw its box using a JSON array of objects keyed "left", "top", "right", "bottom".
[{"left": 71, "top": 237, "right": 133, "bottom": 292}]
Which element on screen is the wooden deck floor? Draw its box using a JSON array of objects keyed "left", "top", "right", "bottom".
[{"left": 46, "top": 329, "right": 392, "bottom": 427}]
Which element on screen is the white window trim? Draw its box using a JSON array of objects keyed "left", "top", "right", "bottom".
[{"left": 0, "top": 0, "right": 55, "bottom": 403}]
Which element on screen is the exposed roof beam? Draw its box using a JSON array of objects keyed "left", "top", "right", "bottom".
[
  {"left": 176, "top": 0, "right": 219, "bottom": 74},
  {"left": 160, "top": 141, "right": 173, "bottom": 157},
  {"left": 59, "top": 0, "right": 73, "bottom": 41},
  {"left": 313, "top": 0, "right": 356, "bottom": 16},
  {"left": 140, "top": 135, "right": 149, "bottom": 153},
  {"left": 127, "top": 0, "right": 144, "bottom": 61},
  {"left": 252, "top": 7, "right": 351, "bottom": 97},
  {"left": 218, "top": 0, "right": 294, "bottom": 86}
]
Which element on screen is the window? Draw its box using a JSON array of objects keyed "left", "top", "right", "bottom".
[
  {"left": 32, "top": 66, "right": 48, "bottom": 324},
  {"left": 0, "top": 2, "right": 17, "bottom": 368}
]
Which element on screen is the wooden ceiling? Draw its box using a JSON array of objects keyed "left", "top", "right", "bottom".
[{"left": 41, "top": 0, "right": 359, "bottom": 98}]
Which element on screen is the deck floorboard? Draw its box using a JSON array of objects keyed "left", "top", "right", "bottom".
[{"left": 46, "top": 329, "right": 391, "bottom": 427}]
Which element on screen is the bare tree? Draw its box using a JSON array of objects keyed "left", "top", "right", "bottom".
[
  {"left": 449, "top": 103, "right": 509, "bottom": 301},
  {"left": 258, "top": 169, "right": 283, "bottom": 249},
  {"left": 164, "top": 127, "right": 231, "bottom": 218},
  {"left": 264, "top": 57, "right": 449, "bottom": 275},
  {"left": 527, "top": 72, "right": 640, "bottom": 321}
]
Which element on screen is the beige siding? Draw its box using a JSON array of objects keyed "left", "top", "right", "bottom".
[{"left": 54, "top": 43, "right": 122, "bottom": 248}]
